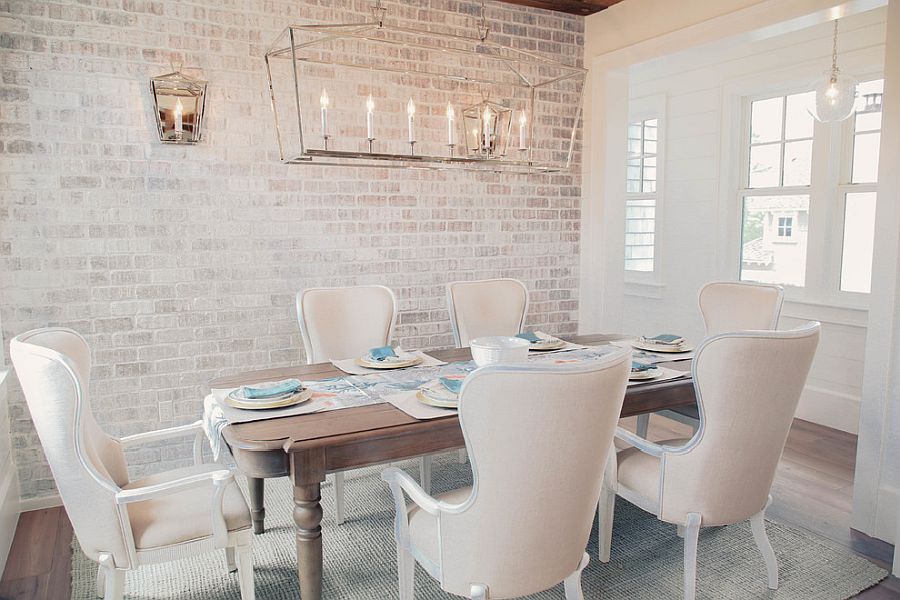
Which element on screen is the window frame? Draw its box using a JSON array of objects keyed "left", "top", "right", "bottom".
[{"left": 624, "top": 94, "right": 666, "bottom": 289}]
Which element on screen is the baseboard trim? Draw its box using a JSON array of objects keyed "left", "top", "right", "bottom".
[
  {"left": 19, "top": 494, "right": 61, "bottom": 512},
  {"left": 795, "top": 385, "right": 860, "bottom": 434}
]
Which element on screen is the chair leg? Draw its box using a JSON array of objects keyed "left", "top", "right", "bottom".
[
  {"left": 95, "top": 565, "right": 105, "bottom": 598},
  {"left": 398, "top": 542, "right": 415, "bottom": 600},
  {"left": 677, "top": 525, "right": 685, "bottom": 538},
  {"left": 598, "top": 486, "right": 616, "bottom": 562},
  {"left": 333, "top": 471, "right": 346, "bottom": 525},
  {"left": 458, "top": 449, "right": 467, "bottom": 463},
  {"left": 98, "top": 554, "right": 124, "bottom": 600},
  {"left": 420, "top": 455, "right": 433, "bottom": 495},
  {"left": 750, "top": 506, "right": 779, "bottom": 589},
  {"left": 236, "top": 543, "right": 256, "bottom": 600},
  {"left": 683, "top": 513, "right": 702, "bottom": 600},
  {"left": 563, "top": 552, "right": 590, "bottom": 600},
  {"left": 635, "top": 414, "right": 650, "bottom": 439},
  {"left": 470, "top": 584, "right": 490, "bottom": 599},
  {"left": 225, "top": 546, "right": 237, "bottom": 573}
]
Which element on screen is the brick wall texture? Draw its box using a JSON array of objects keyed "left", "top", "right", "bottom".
[{"left": 0, "top": 0, "right": 583, "bottom": 499}]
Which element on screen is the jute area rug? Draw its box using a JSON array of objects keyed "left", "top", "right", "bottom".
[{"left": 70, "top": 454, "right": 887, "bottom": 599}]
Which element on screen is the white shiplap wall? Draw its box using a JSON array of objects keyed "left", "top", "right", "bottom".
[{"left": 624, "top": 8, "right": 887, "bottom": 433}]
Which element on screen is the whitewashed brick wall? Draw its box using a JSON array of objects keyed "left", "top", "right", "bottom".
[{"left": 0, "top": 0, "right": 583, "bottom": 499}]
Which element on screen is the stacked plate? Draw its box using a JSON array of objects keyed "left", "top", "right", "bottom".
[
  {"left": 356, "top": 350, "right": 423, "bottom": 370},
  {"left": 629, "top": 362, "right": 662, "bottom": 381},
  {"left": 416, "top": 379, "right": 460, "bottom": 409},
  {"left": 516, "top": 331, "right": 567, "bottom": 352},
  {"left": 225, "top": 380, "right": 312, "bottom": 410},
  {"left": 632, "top": 334, "right": 694, "bottom": 354}
]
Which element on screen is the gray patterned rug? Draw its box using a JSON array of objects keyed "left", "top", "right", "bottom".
[{"left": 70, "top": 454, "right": 886, "bottom": 599}]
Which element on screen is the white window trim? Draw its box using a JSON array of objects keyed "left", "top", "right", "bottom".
[
  {"left": 625, "top": 94, "right": 666, "bottom": 290},
  {"left": 719, "top": 62, "right": 884, "bottom": 313}
]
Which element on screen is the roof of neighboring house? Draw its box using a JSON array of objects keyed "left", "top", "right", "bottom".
[
  {"left": 742, "top": 237, "right": 774, "bottom": 266},
  {"left": 744, "top": 196, "right": 808, "bottom": 213}
]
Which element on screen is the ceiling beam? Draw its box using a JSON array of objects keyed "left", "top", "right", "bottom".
[{"left": 493, "top": 0, "right": 623, "bottom": 16}]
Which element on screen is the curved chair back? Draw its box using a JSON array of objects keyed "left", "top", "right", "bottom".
[
  {"left": 698, "top": 281, "right": 784, "bottom": 336},
  {"left": 439, "top": 350, "right": 631, "bottom": 597},
  {"left": 10, "top": 328, "right": 131, "bottom": 564},
  {"left": 446, "top": 278, "right": 528, "bottom": 347},
  {"left": 660, "top": 323, "right": 820, "bottom": 526},
  {"left": 296, "top": 285, "right": 397, "bottom": 364}
]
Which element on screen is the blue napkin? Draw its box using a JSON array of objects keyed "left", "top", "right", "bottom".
[
  {"left": 631, "top": 361, "right": 653, "bottom": 373},
  {"left": 439, "top": 377, "right": 463, "bottom": 394},
  {"left": 368, "top": 346, "right": 397, "bottom": 361},
  {"left": 515, "top": 331, "right": 542, "bottom": 343},
  {"left": 642, "top": 334, "right": 684, "bottom": 345},
  {"left": 242, "top": 379, "right": 303, "bottom": 399}
]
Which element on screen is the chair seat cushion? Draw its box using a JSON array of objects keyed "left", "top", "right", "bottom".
[
  {"left": 123, "top": 464, "right": 251, "bottom": 550},
  {"left": 617, "top": 438, "right": 691, "bottom": 507},
  {"left": 407, "top": 487, "right": 472, "bottom": 572}
]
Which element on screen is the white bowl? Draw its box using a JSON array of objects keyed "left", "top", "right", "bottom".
[{"left": 469, "top": 336, "right": 531, "bottom": 367}]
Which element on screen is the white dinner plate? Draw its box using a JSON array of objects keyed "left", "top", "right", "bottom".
[
  {"left": 416, "top": 388, "right": 458, "bottom": 409},
  {"left": 631, "top": 341, "right": 695, "bottom": 354},
  {"left": 356, "top": 353, "right": 423, "bottom": 369},
  {"left": 628, "top": 367, "right": 662, "bottom": 381},
  {"left": 528, "top": 337, "right": 567, "bottom": 351},
  {"left": 225, "top": 388, "right": 312, "bottom": 410}
]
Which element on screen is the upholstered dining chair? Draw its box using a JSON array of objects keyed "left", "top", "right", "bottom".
[
  {"left": 383, "top": 349, "right": 632, "bottom": 600},
  {"left": 10, "top": 328, "right": 254, "bottom": 600},
  {"left": 599, "top": 323, "right": 820, "bottom": 600},
  {"left": 446, "top": 278, "right": 529, "bottom": 348},
  {"left": 636, "top": 280, "right": 785, "bottom": 437},
  {"left": 296, "top": 284, "right": 430, "bottom": 525}
]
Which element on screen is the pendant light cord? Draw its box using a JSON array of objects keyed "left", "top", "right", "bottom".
[
  {"left": 478, "top": 0, "right": 489, "bottom": 41},
  {"left": 831, "top": 19, "right": 839, "bottom": 76}
]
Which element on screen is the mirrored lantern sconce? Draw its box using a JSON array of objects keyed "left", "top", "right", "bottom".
[{"left": 150, "top": 66, "right": 207, "bottom": 144}]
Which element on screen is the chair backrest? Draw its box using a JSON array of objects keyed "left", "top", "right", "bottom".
[
  {"left": 438, "top": 350, "right": 631, "bottom": 597},
  {"left": 296, "top": 285, "right": 398, "bottom": 364},
  {"left": 660, "top": 323, "right": 820, "bottom": 527},
  {"left": 698, "top": 281, "right": 784, "bottom": 336},
  {"left": 446, "top": 278, "right": 528, "bottom": 347},
  {"left": 9, "top": 328, "right": 131, "bottom": 565}
]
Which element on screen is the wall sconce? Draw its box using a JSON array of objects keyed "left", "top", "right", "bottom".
[{"left": 150, "top": 69, "right": 207, "bottom": 144}]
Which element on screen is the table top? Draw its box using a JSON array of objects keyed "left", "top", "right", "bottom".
[{"left": 212, "top": 334, "right": 695, "bottom": 454}]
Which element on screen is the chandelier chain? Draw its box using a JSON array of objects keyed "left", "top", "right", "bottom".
[
  {"left": 831, "top": 19, "right": 839, "bottom": 75},
  {"left": 478, "top": 0, "right": 489, "bottom": 41}
]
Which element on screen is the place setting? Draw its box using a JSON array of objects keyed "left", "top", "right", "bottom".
[
  {"left": 332, "top": 344, "right": 446, "bottom": 375},
  {"left": 612, "top": 333, "right": 696, "bottom": 363},
  {"left": 627, "top": 360, "right": 689, "bottom": 386},
  {"left": 514, "top": 330, "right": 588, "bottom": 353}
]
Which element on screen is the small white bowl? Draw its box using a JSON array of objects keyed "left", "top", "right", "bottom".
[{"left": 469, "top": 336, "right": 531, "bottom": 367}]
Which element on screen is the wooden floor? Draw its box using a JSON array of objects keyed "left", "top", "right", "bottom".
[{"left": 0, "top": 418, "right": 896, "bottom": 599}]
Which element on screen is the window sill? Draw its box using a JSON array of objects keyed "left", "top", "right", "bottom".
[{"left": 781, "top": 299, "right": 868, "bottom": 328}]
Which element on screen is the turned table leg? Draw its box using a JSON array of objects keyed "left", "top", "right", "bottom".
[
  {"left": 291, "top": 449, "right": 326, "bottom": 600},
  {"left": 248, "top": 477, "right": 266, "bottom": 534}
]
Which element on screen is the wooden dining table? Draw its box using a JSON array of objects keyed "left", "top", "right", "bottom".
[{"left": 208, "top": 333, "right": 697, "bottom": 600}]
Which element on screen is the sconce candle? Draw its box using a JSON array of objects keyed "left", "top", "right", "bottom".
[
  {"left": 366, "top": 94, "right": 375, "bottom": 140},
  {"left": 174, "top": 99, "right": 184, "bottom": 135},
  {"left": 518, "top": 111, "right": 527, "bottom": 150},
  {"left": 447, "top": 103, "right": 455, "bottom": 146},
  {"left": 406, "top": 98, "right": 416, "bottom": 143},
  {"left": 482, "top": 106, "right": 492, "bottom": 152},
  {"left": 320, "top": 89, "right": 329, "bottom": 138}
]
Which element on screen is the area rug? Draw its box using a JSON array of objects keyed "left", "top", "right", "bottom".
[{"left": 70, "top": 454, "right": 887, "bottom": 599}]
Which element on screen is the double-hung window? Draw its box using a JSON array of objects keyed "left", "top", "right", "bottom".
[{"left": 625, "top": 117, "right": 659, "bottom": 274}]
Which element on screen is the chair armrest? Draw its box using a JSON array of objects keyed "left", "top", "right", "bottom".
[
  {"left": 119, "top": 420, "right": 205, "bottom": 464},
  {"left": 381, "top": 466, "right": 440, "bottom": 516},
  {"left": 615, "top": 426, "right": 667, "bottom": 457}
]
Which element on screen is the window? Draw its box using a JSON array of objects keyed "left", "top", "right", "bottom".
[
  {"left": 839, "top": 79, "right": 883, "bottom": 294},
  {"left": 740, "top": 91, "right": 814, "bottom": 287},
  {"left": 777, "top": 217, "right": 793, "bottom": 238},
  {"left": 625, "top": 118, "right": 658, "bottom": 273}
]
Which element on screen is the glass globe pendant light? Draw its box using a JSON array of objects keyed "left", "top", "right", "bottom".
[{"left": 812, "top": 19, "right": 858, "bottom": 123}]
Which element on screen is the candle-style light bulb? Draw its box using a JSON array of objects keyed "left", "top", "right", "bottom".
[
  {"left": 320, "top": 89, "right": 329, "bottom": 138},
  {"left": 366, "top": 94, "right": 375, "bottom": 140},
  {"left": 518, "top": 110, "right": 527, "bottom": 150},
  {"left": 446, "top": 102, "right": 455, "bottom": 146},
  {"left": 482, "top": 106, "right": 492, "bottom": 152},
  {"left": 174, "top": 98, "right": 184, "bottom": 135},
  {"left": 407, "top": 98, "right": 416, "bottom": 143}
]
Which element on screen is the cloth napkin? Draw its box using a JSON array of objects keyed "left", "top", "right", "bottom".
[
  {"left": 439, "top": 377, "right": 463, "bottom": 394},
  {"left": 515, "top": 331, "right": 542, "bottom": 343},
  {"left": 631, "top": 361, "right": 654, "bottom": 372},
  {"left": 241, "top": 378, "right": 302, "bottom": 399},
  {"left": 368, "top": 346, "right": 397, "bottom": 361},
  {"left": 639, "top": 334, "right": 685, "bottom": 346}
]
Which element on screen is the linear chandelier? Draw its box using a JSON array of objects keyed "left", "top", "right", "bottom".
[{"left": 264, "top": 1, "right": 586, "bottom": 173}]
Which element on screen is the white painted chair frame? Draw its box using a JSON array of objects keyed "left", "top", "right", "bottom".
[
  {"left": 296, "top": 285, "right": 430, "bottom": 525},
  {"left": 599, "top": 324, "right": 819, "bottom": 600},
  {"left": 384, "top": 353, "right": 631, "bottom": 600},
  {"left": 635, "top": 281, "right": 785, "bottom": 438},
  {"left": 10, "top": 328, "right": 254, "bottom": 600}
]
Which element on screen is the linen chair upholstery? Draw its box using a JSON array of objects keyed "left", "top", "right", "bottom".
[
  {"left": 296, "top": 285, "right": 430, "bottom": 525},
  {"left": 446, "top": 279, "right": 528, "bottom": 348},
  {"left": 297, "top": 284, "right": 397, "bottom": 363},
  {"left": 10, "top": 328, "right": 254, "bottom": 600},
  {"left": 638, "top": 280, "right": 785, "bottom": 437},
  {"left": 600, "top": 323, "right": 820, "bottom": 599},
  {"left": 384, "top": 350, "right": 631, "bottom": 599}
]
